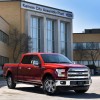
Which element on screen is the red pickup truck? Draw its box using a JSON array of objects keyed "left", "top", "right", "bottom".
[{"left": 3, "top": 53, "right": 92, "bottom": 95}]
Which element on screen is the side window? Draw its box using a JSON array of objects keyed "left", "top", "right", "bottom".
[
  {"left": 21, "top": 55, "right": 33, "bottom": 64},
  {"left": 31, "top": 56, "right": 41, "bottom": 66}
]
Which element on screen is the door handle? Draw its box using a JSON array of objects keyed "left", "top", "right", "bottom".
[
  {"left": 27, "top": 68, "right": 31, "bottom": 70},
  {"left": 19, "top": 67, "right": 21, "bottom": 69}
]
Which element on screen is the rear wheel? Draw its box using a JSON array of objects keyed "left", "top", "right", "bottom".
[
  {"left": 6, "top": 75, "right": 16, "bottom": 89},
  {"left": 43, "top": 77, "right": 57, "bottom": 95}
]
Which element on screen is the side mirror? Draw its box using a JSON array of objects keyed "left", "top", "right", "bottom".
[{"left": 31, "top": 60, "right": 40, "bottom": 66}]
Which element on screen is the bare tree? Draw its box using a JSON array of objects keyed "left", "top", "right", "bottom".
[
  {"left": 75, "top": 42, "right": 100, "bottom": 66},
  {"left": 86, "top": 42, "right": 100, "bottom": 66},
  {"left": 9, "top": 28, "right": 32, "bottom": 63},
  {"left": 74, "top": 43, "right": 87, "bottom": 62}
]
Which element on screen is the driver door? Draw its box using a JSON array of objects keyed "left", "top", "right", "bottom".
[{"left": 28, "top": 55, "right": 43, "bottom": 83}]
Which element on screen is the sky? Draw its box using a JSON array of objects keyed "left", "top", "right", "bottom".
[{"left": 26, "top": 0, "right": 100, "bottom": 33}]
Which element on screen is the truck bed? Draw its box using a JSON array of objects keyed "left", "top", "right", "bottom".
[{"left": 3, "top": 63, "right": 19, "bottom": 78}]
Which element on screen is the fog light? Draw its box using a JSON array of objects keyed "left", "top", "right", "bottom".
[{"left": 60, "top": 81, "right": 66, "bottom": 85}]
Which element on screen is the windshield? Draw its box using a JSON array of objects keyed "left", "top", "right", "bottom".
[{"left": 41, "top": 54, "right": 72, "bottom": 64}]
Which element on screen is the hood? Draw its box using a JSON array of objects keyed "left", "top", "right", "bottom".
[{"left": 44, "top": 63, "right": 86, "bottom": 69}]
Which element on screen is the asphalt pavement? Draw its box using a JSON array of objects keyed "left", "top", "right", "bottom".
[{"left": 0, "top": 76, "right": 100, "bottom": 100}]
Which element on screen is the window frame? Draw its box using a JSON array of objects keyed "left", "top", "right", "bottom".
[
  {"left": 30, "top": 16, "right": 41, "bottom": 52},
  {"left": 60, "top": 21, "right": 67, "bottom": 55},
  {"left": 46, "top": 19, "right": 55, "bottom": 53},
  {"left": 21, "top": 55, "right": 41, "bottom": 65},
  {"left": 0, "top": 30, "right": 9, "bottom": 44}
]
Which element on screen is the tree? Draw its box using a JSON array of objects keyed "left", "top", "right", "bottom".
[
  {"left": 86, "top": 42, "right": 100, "bottom": 66},
  {"left": 74, "top": 43, "right": 88, "bottom": 62},
  {"left": 9, "top": 28, "right": 32, "bottom": 63},
  {"left": 75, "top": 42, "right": 100, "bottom": 66}
]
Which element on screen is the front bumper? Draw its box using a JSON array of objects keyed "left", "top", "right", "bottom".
[{"left": 55, "top": 79, "right": 92, "bottom": 87}]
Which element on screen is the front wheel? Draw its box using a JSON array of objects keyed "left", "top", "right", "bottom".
[
  {"left": 43, "top": 77, "right": 57, "bottom": 95},
  {"left": 6, "top": 75, "right": 16, "bottom": 89}
]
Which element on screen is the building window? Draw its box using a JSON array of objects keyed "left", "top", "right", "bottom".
[
  {"left": 0, "top": 30, "right": 9, "bottom": 44},
  {"left": 86, "top": 42, "right": 99, "bottom": 50},
  {"left": 83, "top": 43, "right": 86, "bottom": 49},
  {"left": 0, "top": 56, "right": 9, "bottom": 66},
  {"left": 74, "top": 42, "right": 100, "bottom": 50},
  {"left": 60, "top": 22, "right": 67, "bottom": 55},
  {"left": 30, "top": 16, "right": 41, "bottom": 52},
  {"left": 46, "top": 19, "right": 54, "bottom": 53}
]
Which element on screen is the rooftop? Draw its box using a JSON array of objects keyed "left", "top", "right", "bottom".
[{"left": 74, "top": 29, "right": 100, "bottom": 34}]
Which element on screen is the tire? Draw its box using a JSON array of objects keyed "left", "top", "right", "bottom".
[
  {"left": 43, "top": 77, "right": 57, "bottom": 95},
  {"left": 74, "top": 89, "right": 89, "bottom": 93},
  {"left": 6, "top": 74, "right": 16, "bottom": 89}
]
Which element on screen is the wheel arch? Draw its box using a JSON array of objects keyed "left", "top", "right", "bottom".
[
  {"left": 6, "top": 70, "right": 12, "bottom": 77},
  {"left": 42, "top": 73, "right": 55, "bottom": 82}
]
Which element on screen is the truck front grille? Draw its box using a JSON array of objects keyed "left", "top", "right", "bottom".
[{"left": 68, "top": 68, "right": 89, "bottom": 80}]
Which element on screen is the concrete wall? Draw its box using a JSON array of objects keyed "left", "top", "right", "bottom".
[
  {"left": 0, "top": 1, "right": 26, "bottom": 62},
  {"left": 0, "top": 1, "right": 25, "bottom": 33},
  {"left": 73, "top": 33, "right": 100, "bottom": 42}
]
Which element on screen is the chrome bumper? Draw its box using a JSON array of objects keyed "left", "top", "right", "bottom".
[{"left": 55, "top": 79, "right": 92, "bottom": 86}]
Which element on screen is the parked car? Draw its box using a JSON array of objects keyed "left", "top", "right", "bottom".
[{"left": 3, "top": 53, "right": 92, "bottom": 95}]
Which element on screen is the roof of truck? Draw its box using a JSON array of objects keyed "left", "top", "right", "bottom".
[{"left": 23, "top": 52, "right": 59, "bottom": 56}]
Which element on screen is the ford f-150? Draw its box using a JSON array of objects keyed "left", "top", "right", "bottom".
[{"left": 3, "top": 53, "right": 92, "bottom": 95}]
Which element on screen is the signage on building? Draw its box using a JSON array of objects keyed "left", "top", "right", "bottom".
[{"left": 21, "top": 1, "right": 73, "bottom": 19}]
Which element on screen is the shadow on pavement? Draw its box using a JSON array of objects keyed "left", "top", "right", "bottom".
[
  {"left": 16, "top": 87, "right": 44, "bottom": 95},
  {"left": 16, "top": 86, "right": 100, "bottom": 99},
  {"left": 55, "top": 91, "right": 100, "bottom": 99}
]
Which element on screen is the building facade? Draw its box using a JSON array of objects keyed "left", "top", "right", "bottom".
[
  {"left": 73, "top": 29, "right": 100, "bottom": 74},
  {"left": 0, "top": 16, "right": 9, "bottom": 65},
  {"left": 0, "top": 0, "right": 73, "bottom": 64}
]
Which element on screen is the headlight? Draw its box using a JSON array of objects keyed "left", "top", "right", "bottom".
[
  {"left": 56, "top": 69, "right": 66, "bottom": 77},
  {"left": 87, "top": 67, "right": 91, "bottom": 78}
]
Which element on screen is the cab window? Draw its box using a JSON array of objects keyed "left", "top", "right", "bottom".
[{"left": 21, "top": 55, "right": 41, "bottom": 65}]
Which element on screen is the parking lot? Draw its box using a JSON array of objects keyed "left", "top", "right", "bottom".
[{"left": 0, "top": 76, "right": 100, "bottom": 100}]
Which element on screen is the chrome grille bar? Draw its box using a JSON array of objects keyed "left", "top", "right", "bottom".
[{"left": 68, "top": 68, "right": 89, "bottom": 80}]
